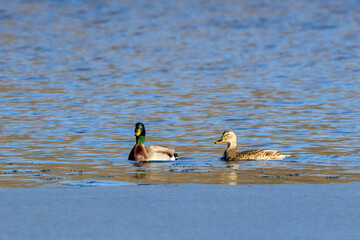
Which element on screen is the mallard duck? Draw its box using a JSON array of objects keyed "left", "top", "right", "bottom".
[
  {"left": 215, "top": 130, "right": 290, "bottom": 161},
  {"left": 128, "top": 122, "right": 178, "bottom": 162}
]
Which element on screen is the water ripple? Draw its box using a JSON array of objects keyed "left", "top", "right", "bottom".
[{"left": 0, "top": 0, "right": 359, "bottom": 187}]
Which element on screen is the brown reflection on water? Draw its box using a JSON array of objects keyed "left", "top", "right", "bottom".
[{"left": 1, "top": 160, "right": 359, "bottom": 187}]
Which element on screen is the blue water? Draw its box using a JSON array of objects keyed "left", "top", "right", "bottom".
[{"left": 0, "top": 0, "right": 359, "bottom": 187}]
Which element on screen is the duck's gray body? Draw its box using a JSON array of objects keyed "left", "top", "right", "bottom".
[
  {"left": 128, "top": 144, "right": 177, "bottom": 161},
  {"left": 128, "top": 122, "right": 178, "bottom": 162}
]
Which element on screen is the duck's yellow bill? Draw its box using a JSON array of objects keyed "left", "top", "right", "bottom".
[
  {"left": 135, "top": 129, "right": 141, "bottom": 136},
  {"left": 215, "top": 137, "right": 224, "bottom": 144}
]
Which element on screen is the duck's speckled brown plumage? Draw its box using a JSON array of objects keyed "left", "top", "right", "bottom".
[{"left": 215, "top": 130, "right": 290, "bottom": 161}]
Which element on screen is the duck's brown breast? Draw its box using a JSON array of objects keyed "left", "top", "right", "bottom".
[{"left": 134, "top": 144, "right": 148, "bottom": 161}]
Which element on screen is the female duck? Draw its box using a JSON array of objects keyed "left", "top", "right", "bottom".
[
  {"left": 128, "top": 122, "right": 178, "bottom": 162},
  {"left": 215, "top": 130, "right": 290, "bottom": 161}
]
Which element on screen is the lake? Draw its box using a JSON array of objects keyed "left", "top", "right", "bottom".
[{"left": 0, "top": 0, "right": 359, "bottom": 187}]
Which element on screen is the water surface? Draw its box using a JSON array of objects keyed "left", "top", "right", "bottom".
[{"left": 0, "top": 0, "right": 359, "bottom": 187}]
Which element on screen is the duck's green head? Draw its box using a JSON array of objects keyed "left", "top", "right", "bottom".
[{"left": 135, "top": 122, "right": 146, "bottom": 137}]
